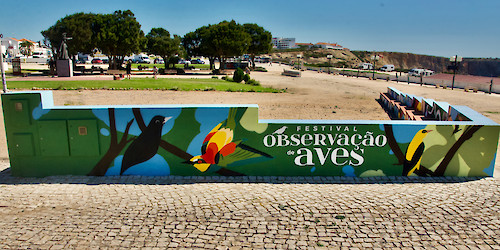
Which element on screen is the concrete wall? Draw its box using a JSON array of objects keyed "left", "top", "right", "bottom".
[{"left": 2, "top": 91, "right": 499, "bottom": 178}]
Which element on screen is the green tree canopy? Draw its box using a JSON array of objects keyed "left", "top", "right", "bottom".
[
  {"left": 94, "top": 10, "right": 145, "bottom": 69},
  {"left": 211, "top": 20, "right": 251, "bottom": 69},
  {"left": 183, "top": 25, "right": 216, "bottom": 69},
  {"left": 41, "top": 12, "right": 97, "bottom": 58},
  {"left": 19, "top": 41, "right": 34, "bottom": 56},
  {"left": 146, "top": 28, "right": 182, "bottom": 69},
  {"left": 243, "top": 23, "right": 272, "bottom": 68},
  {"left": 183, "top": 21, "right": 272, "bottom": 70},
  {"left": 42, "top": 10, "right": 145, "bottom": 69}
]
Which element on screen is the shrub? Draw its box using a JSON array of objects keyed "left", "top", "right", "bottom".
[
  {"left": 243, "top": 73, "right": 250, "bottom": 83},
  {"left": 246, "top": 79, "right": 261, "bottom": 86},
  {"left": 233, "top": 68, "right": 244, "bottom": 83},
  {"left": 252, "top": 66, "right": 268, "bottom": 72}
]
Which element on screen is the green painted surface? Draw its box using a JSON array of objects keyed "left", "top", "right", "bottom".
[{"left": 2, "top": 91, "right": 499, "bottom": 177}]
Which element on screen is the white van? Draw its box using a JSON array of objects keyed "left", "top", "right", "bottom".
[
  {"left": 380, "top": 64, "right": 395, "bottom": 72},
  {"left": 409, "top": 68, "right": 434, "bottom": 77},
  {"left": 359, "top": 63, "right": 373, "bottom": 70},
  {"left": 134, "top": 54, "right": 151, "bottom": 64}
]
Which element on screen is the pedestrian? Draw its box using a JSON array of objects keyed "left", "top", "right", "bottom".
[
  {"left": 49, "top": 57, "right": 55, "bottom": 77},
  {"left": 126, "top": 61, "right": 132, "bottom": 79},
  {"left": 153, "top": 66, "right": 158, "bottom": 79}
]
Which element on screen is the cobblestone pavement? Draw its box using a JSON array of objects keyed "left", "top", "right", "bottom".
[{"left": 0, "top": 161, "right": 499, "bottom": 249}]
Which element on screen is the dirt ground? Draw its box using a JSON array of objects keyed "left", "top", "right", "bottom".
[{"left": 1, "top": 63, "right": 499, "bottom": 174}]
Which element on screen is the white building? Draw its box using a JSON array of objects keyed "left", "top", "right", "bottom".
[
  {"left": 272, "top": 37, "right": 296, "bottom": 49},
  {"left": 0, "top": 37, "right": 22, "bottom": 58},
  {"left": 314, "top": 42, "right": 343, "bottom": 50}
]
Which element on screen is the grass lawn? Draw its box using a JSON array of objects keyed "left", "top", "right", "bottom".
[{"left": 7, "top": 78, "right": 281, "bottom": 93}]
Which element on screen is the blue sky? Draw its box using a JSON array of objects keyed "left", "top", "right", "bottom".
[{"left": 1, "top": 0, "right": 499, "bottom": 58}]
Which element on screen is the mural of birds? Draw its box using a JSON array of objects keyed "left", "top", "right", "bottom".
[
  {"left": 121, "top": 115, "right": 168, "bottom": 175},
  {"left": 186, "top": 108, "right": 272, "bottom": 172},
  {"left": 403, "top": 129, "right": 432, "bottom": 176}
]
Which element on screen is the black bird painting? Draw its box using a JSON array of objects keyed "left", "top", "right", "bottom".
[{"left": 121, "top": 115, "right": 168, "bottom": 175}]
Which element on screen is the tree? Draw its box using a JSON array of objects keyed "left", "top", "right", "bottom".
[
  {"left": 41, "top": 12, "right": 97, "bottom": 59},
  {"left": 243, "top": 23, "right": 272, "bottom": 69},
  {"left": 19, "top": 41, "right": 34, "bottom": 56},
  {"left": 146, "top": 28, "right": 182, "bottom": 69},
  {"left": 94, "top": 10, "right": 145, "bottom": 69},
  {"left": 183, "top": 20, "right": 251, "bottom": 70},
  {"left": 210, "top": 20, "right": 251, "bottom": 69},
  {"left": 183, "top": 26, "right": 217, "bottom": 70}
]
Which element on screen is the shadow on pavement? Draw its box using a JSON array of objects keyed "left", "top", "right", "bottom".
[{"left": 0, "top": 166, "right": 489, "bottom": 185}]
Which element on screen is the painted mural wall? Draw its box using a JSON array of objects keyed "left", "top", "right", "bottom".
[{"left": 2, "top": 90, "right": 499, "bottom": 177}]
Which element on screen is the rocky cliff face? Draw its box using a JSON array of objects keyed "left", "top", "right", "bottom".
[
  {"left": 353, "top": 51, "right": 500, "bottom": 77},
  {"left": 270, "top": 49, "right": 500, "bottom": 77},
  {"left": 463, "top": 59, "right": 500, "bottom": 77}
]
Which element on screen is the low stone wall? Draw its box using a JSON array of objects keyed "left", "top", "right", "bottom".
[{"left": 2, "top": 91, "right": 499, "bottom": 178}]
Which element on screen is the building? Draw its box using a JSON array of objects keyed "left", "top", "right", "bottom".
[
  {"left": 1, "top": 37, "right": 22, "bottom": 58},
  {"left": 0, "top": 37, "right": 49, "bottom": 58},
  {"left": 272, "top": 37, "right": 296, "bottom": 49},
  {"left": 314, "top": 42, "right": 343, "bottom": 50}
]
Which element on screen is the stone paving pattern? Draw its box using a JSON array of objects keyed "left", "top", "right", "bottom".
[{"left": 0, "top": 160, "right": 499, "bottom": 249}]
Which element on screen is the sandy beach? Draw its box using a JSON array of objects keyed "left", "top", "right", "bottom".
[{"left": 1, "top": 63, "right": 499, "bottom": 174}]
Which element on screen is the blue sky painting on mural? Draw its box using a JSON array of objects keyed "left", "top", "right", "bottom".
[{"left": 1, "top": 90, "right": 499, "bottom": 177}]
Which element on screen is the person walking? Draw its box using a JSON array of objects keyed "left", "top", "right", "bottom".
[
  {"left": 153, "top": 66, "right": 158, "bottom": 80},
  {"left": 126, "top": 61, "right": 132, "bottom": 79}
]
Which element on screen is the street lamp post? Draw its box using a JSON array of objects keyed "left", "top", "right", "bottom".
[
  {"left": 296, "top": 54, "right": 302, "bottom": 70},
  {"left": 327, "top": 54, "right": 333, "bottom": 74},
  {"left": 0, "top": 33, "right": 6, "bottom": 93},
  {"left": 450, "top": 55, "right": 462, "bottom": 90},
  {"left": 371, "top": 54, "right": 379, "bottom": 80}
]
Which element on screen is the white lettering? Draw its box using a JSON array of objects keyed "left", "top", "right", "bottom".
[{"left": 294, "top": 148, "right": 314, "bottom": 166}]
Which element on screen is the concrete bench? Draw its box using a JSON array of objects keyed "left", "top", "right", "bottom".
[
  {"left": 107, "top": 69, "right": 126, "bottom": 80},
  {"left": 281, "top": 69, "right": 301, "bottom": 77},
  {"left": 107, "top": 69, "right": 126, "bottom": 75}
]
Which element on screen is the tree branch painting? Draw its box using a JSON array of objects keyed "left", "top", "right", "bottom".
[
  {"left": 433, "top": 125, "right": 483, "bottom": 176},
  {"left": 88, "top": 108, "right": 134, "bottom": 176},
  {"left": 132, "top": 108, "right": 245, "bottom": 176}
]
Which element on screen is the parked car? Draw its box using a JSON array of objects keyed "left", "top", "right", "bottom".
[
  {"left": 134, "top": 54, "right": 151, "bottom": 64},
  {"left": 91, "top": 58, "right": 103, "bottom": 64},
  {"left": 178, "top": 59, "right": 190, "bottom": 64},
  {"left": 154, "top": 58, "right": 164, "bottom": 64},
  {"left": 408, "top": 68, "right": 434, "bottom": 77},
  {"left": 358, "top": 62, "right": 373, "bottom": 70},
  {"left": 190, "top": 59, "right": 205, "bottom": 64},
  {"left": 380, "top": 64, "right": 395, "bottom": 72}
]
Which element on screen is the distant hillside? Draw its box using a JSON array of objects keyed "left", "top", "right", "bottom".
[
  {"left": 269, "top": 49, "right": 500, "bottom": 77},
  {"left": 462, "top": 59, "right": 500, "bottom": 77},
  {"left": 351, "top": 51, "right": 500, "bottom": 77},
  {"left": 352, "top": 51, "right": 449, "bottom": 72}
]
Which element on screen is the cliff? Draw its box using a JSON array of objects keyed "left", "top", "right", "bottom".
[{"left": 270, "top": 49, "right": 500, "bottom": 77}]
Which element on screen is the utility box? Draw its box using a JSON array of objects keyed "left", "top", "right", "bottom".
[
  {"left": 68, "top": 120, "right": 100, "bottom": 156},
  {"left": 38, "top": 121, "right": 69, "bottom": 156},
  {"left": 12, "top": 58, "right": 22, "bottom": 76}
]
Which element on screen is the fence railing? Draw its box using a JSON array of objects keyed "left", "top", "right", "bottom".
[{"left": 303, "top": 66, "right": 500, "bottom": 94}]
